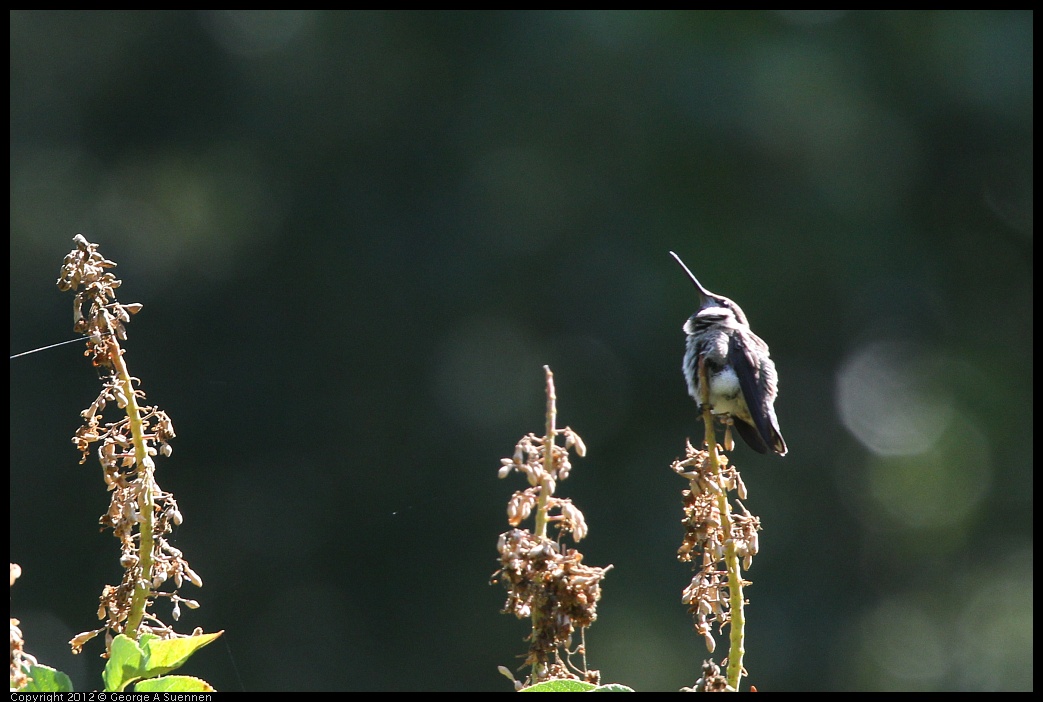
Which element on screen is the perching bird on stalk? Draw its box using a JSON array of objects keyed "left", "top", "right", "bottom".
[{"left": 670, "top": 251, "right": 787, "bottom": 456}]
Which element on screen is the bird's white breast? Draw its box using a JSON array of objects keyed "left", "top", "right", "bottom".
[{"left": 705, "top": 366, "right": 744, "bottom": 416}]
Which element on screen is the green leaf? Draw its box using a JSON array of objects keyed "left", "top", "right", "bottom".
[
  {"left": 140, "top": 630, "right": 223, "bottom": 677},
  {"left": 18, "top": 664, "right": 74, "bottom": 692},
  {"left": 518, "top": 679, "right": 634, "bottom": 692},
  {"left": 102, "top": 631, "right": 223, "bottom": 692},
  {"left": 521, "top": 679, "right": 598, "bottom": 692},
  {"left": 103, "top": 634, "right": 146, "bottom": 691},
  {"left": 135, "top": 675, "right": 216, "bottom": 692}
]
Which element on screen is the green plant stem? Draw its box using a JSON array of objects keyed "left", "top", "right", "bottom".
[
  {"left": 531, "top": 365, "right": 558, "bottom": 680},
  {"left": 535, "top": 365, "right": 556, "bottom": 541},
  {"left": 698, "top": 360, "right": 745, "bottom": 691},
  {"left": 108, "top": 330, "right": 155, "bottom": 641}
]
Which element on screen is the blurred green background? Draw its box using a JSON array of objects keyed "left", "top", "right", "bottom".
[{"left": 9, "top": 11, "right": 1032, "bottom": 692}]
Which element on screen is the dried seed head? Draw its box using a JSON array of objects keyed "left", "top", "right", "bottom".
[
  {"left": 69, "top": 629, "right": 101, "bottom": 655},
  {"left": 563, "top": 427, "right": 586, "bottom": 457},
  {"left": 183, "top": 565, "right": 203, "bottom": 588}
]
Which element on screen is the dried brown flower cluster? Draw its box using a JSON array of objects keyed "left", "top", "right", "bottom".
[
  {"left": 10, "top": 564, "right": 38, "bottom": 690},
  {"left": 684, "top": 659, "right": 732, "bottom": 693},
  {"left": 492, "top": 367, "right": 610, "bottom": 688},
  {"left": 672, "top": 439, "right": 761, "bottom": 675},
  {"left": 58, "top": 235, "right": 201, "bottom": 656}
]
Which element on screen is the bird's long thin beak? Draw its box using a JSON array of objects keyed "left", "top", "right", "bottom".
[{"left": 669, "top": 251, "right": 713, "bottom": 299}]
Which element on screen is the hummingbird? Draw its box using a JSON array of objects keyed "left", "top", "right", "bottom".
[{"left": 670, "top": 251, "right": 787, "bottom": 456}]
